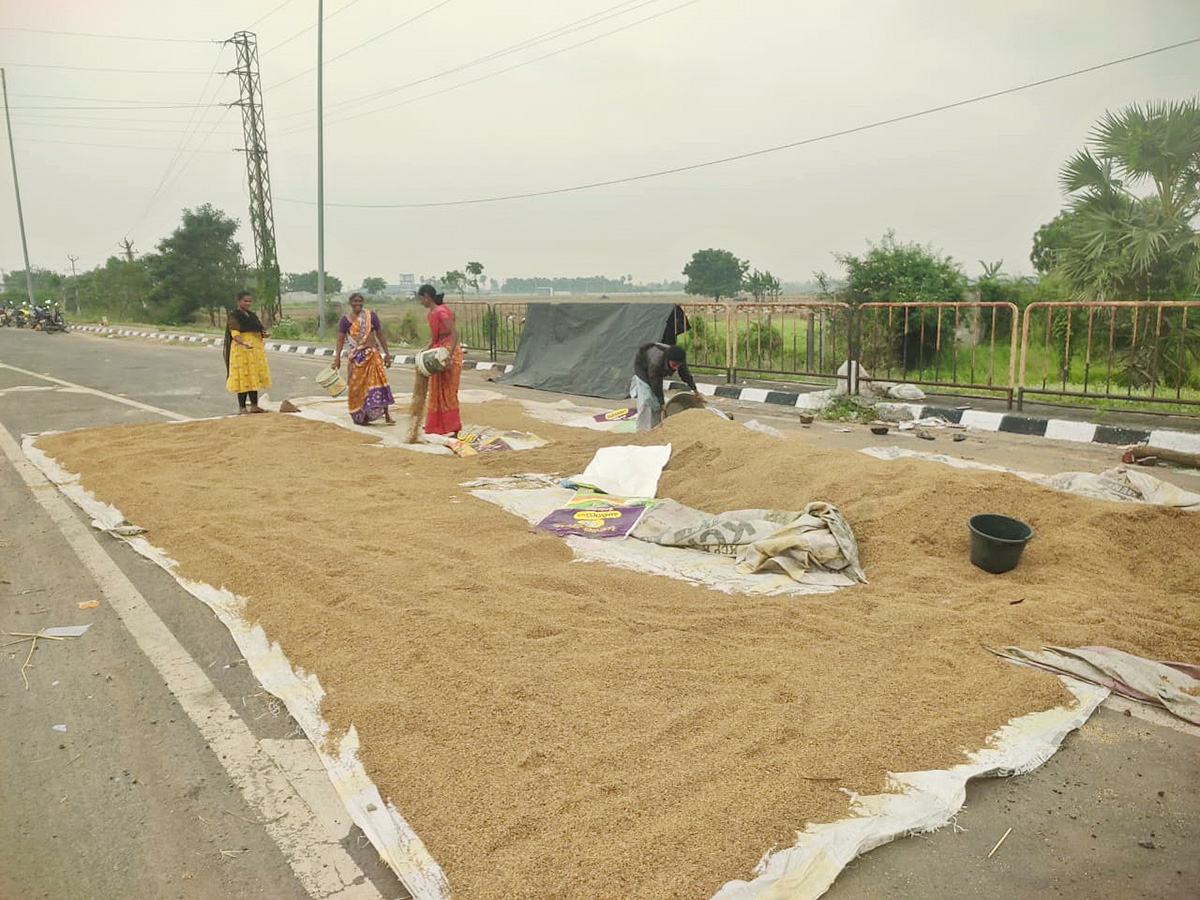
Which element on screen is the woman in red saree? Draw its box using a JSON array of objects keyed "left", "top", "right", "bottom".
[{"left": 418, "top": 283, "right": 463, "bottom": 435}]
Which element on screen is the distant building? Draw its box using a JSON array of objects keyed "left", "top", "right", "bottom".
[{"left": 396, "top": 273, "right": 416, "bottom": 288}]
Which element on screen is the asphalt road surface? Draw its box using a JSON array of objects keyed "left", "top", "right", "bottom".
[{"left": 1, "top": 327, "right": 1197, "bottom": 900}]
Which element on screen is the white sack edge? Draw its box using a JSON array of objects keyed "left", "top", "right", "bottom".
[
  {"left": 712, "top": 677, "right": 1107, "bottom": 900},
  {"left": 22, "top": 435, "right": 452, "bottom": 900}
]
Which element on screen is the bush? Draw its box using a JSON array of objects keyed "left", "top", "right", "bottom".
[
  {"left": 738, "top": 319, "right": 784, "bottom": 363},
  {"left": 836, "top": 232, "right": 967, "bottom": 366},
  {"left": 387, "top": 310, "right": 422, "bottom": 346},
  {"left": 271, "top": 316, "right": 302, "bottom": 340}
]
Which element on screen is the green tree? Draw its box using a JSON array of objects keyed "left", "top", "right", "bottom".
[
  {"left": 465, "top": 261, "right": 484, "bottom": 294},
  {"left": 361, "top": 276, "right": 387, "bottom": 295},
  {"left": 84, "top": 256, "right": 153, "bottom": 319},
  {"left": 443, "top": 270, "right": 467, "bottom": 299},
  {"left": 683, "top": 248, "right": 748, "bottom": 301},
  {"left": 2, "top": 267, "right": 65, "bottom": 310},
  {"left": 1029, "top": 212, "right": 1079, "bottom": 276},
  {"left": 745, "top": 268, "right": 781, "bottom": 302},
  {"left": 835, "top": 231, "right": 967, "bottom": 364},
  {"left": 283, "top": 270, "right": 343, "bottom": 293},
  {"left": 148, "top": 204, "right": 245, "bottom": 325}
]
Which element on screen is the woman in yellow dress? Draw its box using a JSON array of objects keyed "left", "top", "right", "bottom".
[{"left": 223, "top": 290, "right": 271, "bottom": 414}]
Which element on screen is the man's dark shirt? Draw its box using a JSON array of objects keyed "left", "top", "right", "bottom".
[{"left": 634, "top": 342, "right": 697, "bottom": 405}]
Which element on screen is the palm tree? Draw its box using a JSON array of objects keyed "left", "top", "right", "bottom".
[
  {"left": 1053, "top": 100, "right": 1200, "bottom": 387},
  {"left": 465, "top": 261, "right": 484, "bottom": 294},
  {"left": 1056, "top": 99, "right": 1200, "bottom": 303}
]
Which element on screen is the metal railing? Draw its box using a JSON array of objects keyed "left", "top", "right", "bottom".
[
  {"left": 731, "top": 302, "right": 854, "bottom": 386},
  {"left": 490, "top": 302, "right": 528, "bottom": 357},
  {"left": 451, "top": 300, "right": 493, "bottom": 357},
  {"left": 675, "top": 302, "right": 733, "bottom": 381},
  {"left": 858, "top": 301, "right": 1020, "bottom": 406},
  {"left": 1018, "top": 301, "right": 1200, "bottom": 412},
  {"left": 400, "top": 298, "right": 1200, "bottom": 420}
]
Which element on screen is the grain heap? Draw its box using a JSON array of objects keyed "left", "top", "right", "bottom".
[{"left": 36, "top": 403, "right": 1200, "bottom": 900}]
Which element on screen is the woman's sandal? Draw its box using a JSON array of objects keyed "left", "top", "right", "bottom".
[{"left": 248, "top": 406, "right": 267, "bottom": 414}]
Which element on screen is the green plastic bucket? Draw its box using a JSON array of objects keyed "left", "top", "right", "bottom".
[{"left": 967, "top": 514, "right": 1034, "bottom": 574}]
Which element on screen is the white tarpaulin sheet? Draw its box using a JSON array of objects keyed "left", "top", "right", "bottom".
[
  {"left": 569, "top": 444, "right": 672, "bottom": 498},
  {"left": 990, "top": 646, "right": 1200, "bottom": 725},
  {"left": 861, "top": 446, "right": 1200, "bottom": 510},
  {"left": 712, "top": 678, "right": 1107, "bottom": 900}
]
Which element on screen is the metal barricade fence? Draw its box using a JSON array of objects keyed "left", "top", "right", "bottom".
[
  {"left": 490, "top": 302, "right": 528, "bottom": 358},
  {"left": 1018, "top": 301, "right": 1200, "bottom": 412},
  {"left": 857, "top": 301, "right": 1019, "bottom": 406},
  {"left": 450, "top": 300, "right": 494, "bottom": 358},
  {"left": 730, "top": 302, "right": 854, "bottom": 385},
  {"left": 675, "top": 302, "right": 732, "bottom": 381}
]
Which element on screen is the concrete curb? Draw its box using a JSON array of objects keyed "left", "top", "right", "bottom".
[
  {"left": 72, "top": 325, "right": 515, "bottom": 374},
  {"left": 668, "top": 378, "right": 1200, "bottom": 455},
  {"left": 74, "top": 325, "right": 1200, "bottom": 454}
]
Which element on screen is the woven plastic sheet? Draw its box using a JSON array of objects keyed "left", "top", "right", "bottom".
[
  {"left": 469, "top": 482, "right": 851, "bottom": 596},
  {"left": 22, "top": 436, "right": 452, "bottom": 900}
]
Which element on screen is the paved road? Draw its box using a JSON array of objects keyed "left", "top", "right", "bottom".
[
  {"left": 0, "top": 329, "right": 405, "bottom": 900},
  {"left": 1, "top": 327, "right": 1197, "bottom": 900}
]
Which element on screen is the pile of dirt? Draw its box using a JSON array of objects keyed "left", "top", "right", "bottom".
[{"left": 35, "top": 403, "right": 1200, "bottom": 900}]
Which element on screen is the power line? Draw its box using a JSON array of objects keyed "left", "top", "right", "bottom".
[
  {"left": 292, "top": 0, "right": 705, "bottom": 132},
  {"left": 11, "top": 103, "right": 229, "bottom": 110},
  {"left": 123, "top": 105, "right": 238, "bottom": 240},
  {"left": 123, "top": 46, "right": 234, "bottom": 239},
  {"left": 266, "top": 0, "right": 454, "bottom": 92},
  {"left": 11, "top": 120, "right": 239, "bottom": 134},
  {"left": 10, "top": 91, "right": 228, "bottom": 104},
  {"left": 10, "top": 107, "right": 242, "bottom": 128},
  {"left": 269, "top": 0, "right": 654, "bottom": 116},
  {"left": 0, "top": 25, "right": 215, "bottom": 43},
  {"left": 276, "top": 35, "right": 1200, "bottom": 209},
  {"left": 247, "top": 0, "right": 299, "bottom": 30},
  {"left": 262, "top": 0, "right": 367, "bottom": 56},
  {"left": 1, "top": 62, "right": 219, "bottom": 75},
  {"left": 18, "top": 136, "right": 231, "bottom": 153}
]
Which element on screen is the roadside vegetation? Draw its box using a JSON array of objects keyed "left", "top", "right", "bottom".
[{"left": 5, "top": 99, "right": 1197, "bottom": 413}]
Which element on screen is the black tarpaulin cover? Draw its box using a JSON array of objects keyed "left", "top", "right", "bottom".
[{"left": 499, "top": 302, "right": 678, "bottom": 399}]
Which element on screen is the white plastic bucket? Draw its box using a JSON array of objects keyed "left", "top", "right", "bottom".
[
  {"left": 415, "top": 347, "right": 450, "bottom": 377},
  {"left": 316, "top": 366, "right": 347, "bottom": 397}
]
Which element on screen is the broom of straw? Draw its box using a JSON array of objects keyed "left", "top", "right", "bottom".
[{"left": 407, "top": 370, "right": 429, "bottom": 443}]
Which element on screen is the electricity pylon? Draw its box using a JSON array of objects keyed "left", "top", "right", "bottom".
[{"left": 228, "top": 31, "right": 282, "bottom": 324}]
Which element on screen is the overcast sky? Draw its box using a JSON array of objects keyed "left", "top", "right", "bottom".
[{"left": 1, "top": 0, "right": 1198, "bottom": 290}]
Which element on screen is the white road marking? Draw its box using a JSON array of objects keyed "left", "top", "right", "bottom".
[
  {"left": 0, "top": 423, "right": 387, "bottom": 900},
  {"left": 0, "top": 361, "right": 190, "bottom": 421}
]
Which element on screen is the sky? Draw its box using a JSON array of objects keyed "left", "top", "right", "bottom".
[{"left": 0, "top": 0, "right": 1198, "bottom": 290}]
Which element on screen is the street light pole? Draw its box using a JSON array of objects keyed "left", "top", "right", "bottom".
[
  {"left": 1, "top": 68, "right": 36, "bottom": 308},
  {"left": 67, "top": 253, "right": 79, "bottom": 314},
  {"left": 315, "top": 0, "right": 326, "bottom": 337}
]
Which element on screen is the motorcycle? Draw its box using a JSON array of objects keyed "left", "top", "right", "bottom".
[
  {"left": 0, "top": 307, "right": 11, "bottom": 327},
  {"left": 13, "top": 307, "right": 29, "bottom": 328},
  {"left": 42, "top": 307, "right": 68, "bottom": 333},
  {"left": 32, "top": 304, "right": 67, "bottom": 333}
]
